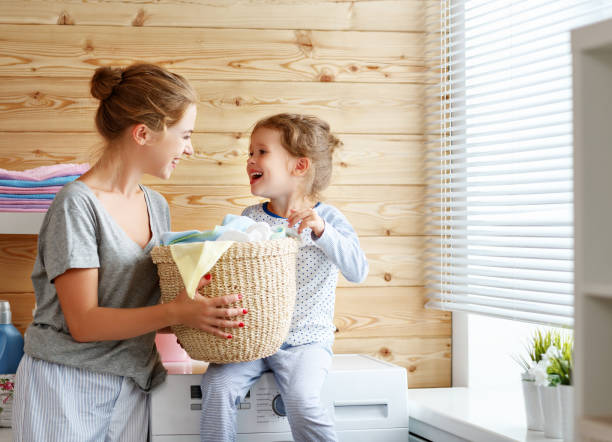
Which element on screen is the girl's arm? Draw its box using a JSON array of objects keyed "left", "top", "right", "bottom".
[
  {"left": 288, "top": 207, "right": 369, "bottom": 283},
  {"left": 55, "top": 268, "right": 246, "bottom": 342}
]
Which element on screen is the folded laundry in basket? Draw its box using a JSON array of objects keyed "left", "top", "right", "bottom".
[
  {"left": 161, "top": 214, "right": 299, "bottom": 246},
  {"left": 160, "top": 214, "right": 302, "bottom": 297},
  {"left": 169, "top": 241, "right": 234, "bottom": 299}
]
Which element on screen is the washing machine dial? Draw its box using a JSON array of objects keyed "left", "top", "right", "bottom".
[{"left": 272, "top": 394, "right": 286, "bottom": 417}]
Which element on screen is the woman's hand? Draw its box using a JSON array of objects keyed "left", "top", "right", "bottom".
[
  {"left": 287, "top": 208, "right": 325, "bottom": 237},
  {"left": 171, "top": 274, "right": 247, "bottom": 338}
]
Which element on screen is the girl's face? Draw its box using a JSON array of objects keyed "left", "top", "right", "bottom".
[
  {"left": 144, "top": 104, "right": 197, "bottom": 179},
  {"left": 247, "top": 127, "right": 298, "bottom": 199}
]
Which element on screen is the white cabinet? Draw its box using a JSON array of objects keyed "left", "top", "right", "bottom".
[{"left": 572, "top": 16, "right": 612, "bottom": 442}]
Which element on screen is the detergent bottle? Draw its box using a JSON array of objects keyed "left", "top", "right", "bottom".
[{"left": 0, "top": 301, "right": 24, "bottom": 374}]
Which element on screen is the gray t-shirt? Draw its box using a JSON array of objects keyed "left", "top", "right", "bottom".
[{"left": 25, "top": 180, "right": 170, "bottom": 391}]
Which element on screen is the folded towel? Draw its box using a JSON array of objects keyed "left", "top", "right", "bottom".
[
  {"left": 0, "top": 163, "right": 89, "bottom": 181},
  {"left": 216, "top": 230, "right": 251, "bottom": 242},
  {"left": 162, "top": 216, "right": 299, "bottom": 246},
  {"left": 221, "top": 214, "right": 256, "bottom": 232},
  {"left": 0, "top": 198, "right": 51, "bottom": 207},
  {"left": 0, "top": 186, "right": 63, "bottom": 194},
  {"left": 0, "top": 175, "right": 79, "bottom": 188},
  {"left": 246, "top": 222, "right": 272, "bottom": 242},
  {"left": 169, "top": 241, "right": 234, "bottom": 299},
  {"left": 0, "top": 207, "right": 48, "bottom": 212},
  {"left": 162, "top": 229, "right": 224, "bottom": 246},
  {"left": 0, "top": 194, "right": 55, "bottom": 200},
  {"left": 0, "top": 204, "right": 50, "bottom": 210}
]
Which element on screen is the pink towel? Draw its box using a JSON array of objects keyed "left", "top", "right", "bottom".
[
  {"left": 0, "top": 198, "right": 52, "bottom": 205},
  {"left": 0, "top": 186, "right": 62, "bottom": 194},
  {"left": 0, "top": 163, "right": 89, "bottom": 181},
  {"left": 0, "top": 207, "right": 48, "bottom": 212}
]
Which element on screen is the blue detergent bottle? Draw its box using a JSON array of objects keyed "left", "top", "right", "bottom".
[{"left": 0, "top": 301, "right": 24, "bottom": 374}]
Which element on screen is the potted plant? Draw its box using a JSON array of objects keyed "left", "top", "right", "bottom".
[
  {"left": 546, "top": 334, "right": 574, "bottom": 441},
  {"left": 513, "top": 329, "right": 549, "bottom": 431},
  {"left": 535, "top": 343, "right": 564, "bottom": 439}
]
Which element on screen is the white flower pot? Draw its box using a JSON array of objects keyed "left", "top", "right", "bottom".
[
  {"left": 521, "top": 379, "right": 544, "bottom": 431},
  {"left": 539, "top": 385, "right": 563, "bottom": 439},
  {"left": 559, "top": 385, "right": 574, "bottom": 441}
]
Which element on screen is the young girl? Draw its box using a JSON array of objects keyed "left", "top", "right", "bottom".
[
  {"left": 200, "top": 113, "right": 368, "bottom": 441},
  {"left": 13, "top": 64, "right": 246, "bottom": 441}
]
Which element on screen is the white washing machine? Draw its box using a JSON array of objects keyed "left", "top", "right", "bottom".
[{"left": 150, "top": 354, "right": 409, "bottom": 441}]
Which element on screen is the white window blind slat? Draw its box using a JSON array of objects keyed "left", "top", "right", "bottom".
[
  {"left": 425, "top": 301, "right": 574, "bottom": 326},
  {"left": 424, "top": 0, "right": 612, "bottom": 326},
  {"left": 426, "top": 185, "right": 573, "bottom": 198},
  {"left": 426, "top": 293, "right": 574, "bottom": 317},
  {"left": 427, "top": 175, "right": 572, "bottom": 189},
  {"left": 426, "top": 256, "right": 573, "bottom": 272},
  {"left": 427, "top": 265, "right": 572, "bottom": 284},
  {"left": 425, "top": 145, "right": 571, "bottom": 162},
  {"left": 430, "top": 275, "right": 572, "bottom": 295},
  {"left": 424, "top": 247, "right": 573, "bottom": 260},
  {"left": 426, "top": 228, "right": 572, "bottom": 238},
  {"left": 428, "top": 237, "right": 572, "bottom": 249},
  {"left": 425, "top": 132, "right": 572, "bottom": 152},
  {"left": 427, "top": 283, "right": 574, "bottom": 305}
]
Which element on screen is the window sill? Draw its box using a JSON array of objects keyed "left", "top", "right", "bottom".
[{"left": 409, "top": 387, "right": 559, "bottom": 442}]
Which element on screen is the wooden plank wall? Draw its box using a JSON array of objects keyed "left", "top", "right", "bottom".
[{"left": 0, "top": 0, "right": 450, "bottom": 388}]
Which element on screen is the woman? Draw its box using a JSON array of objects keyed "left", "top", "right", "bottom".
[{"left": 12, "top": 63, "right": 246, "bottom": 441}]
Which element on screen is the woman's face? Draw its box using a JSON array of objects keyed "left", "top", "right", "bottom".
[{"left": 145, "top": 104, "right": 197, "bottom": 179}]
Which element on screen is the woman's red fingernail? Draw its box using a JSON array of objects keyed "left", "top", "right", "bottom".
[
  {"left": 238, "top": 294, "right": 242, "bottom": 300},
  {"left": 243, "top": 309, "right": 248, "bottom": 314},
  {"left": 239, "top": 322, "right": 244, "bottom": 327},
  {"left": 204, "top": 273, "right": 211, "bottom": 281},
  {"left": 227, "top": 334, "right": 232, "bottom": 339}
]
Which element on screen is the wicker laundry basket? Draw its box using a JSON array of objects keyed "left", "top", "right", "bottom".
[{"left": 151, "top": 237, "right": 299, "bottom": 363}]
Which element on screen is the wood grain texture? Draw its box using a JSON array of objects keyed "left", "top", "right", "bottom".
[
  {"left": 0, "top": 233, "right": 425, "bottom": 291},
  {"left": 337, "top": 236, "right": 425, "bottom": 287},
  {"left": 0, "top": 293, "right": 35, "bottom": 336},
  {"left": 333, "top": 336, "right": 451, "bottom": 388},
  {"left": 0, "top": 132, "right": 425, "bottom": 185},
  {"left": 0, "top": 24, "right": 424, "bottom": 83},
  {"left": 0, "top": 0, "right": 449, "bottom": 388},
  {"left": 0, "top": 235, "right": 38, "bottom": 294},
  {"left": 0, "top": 1, "right": 429, "bottom": 32},
  {"left": 149, "top": 184, "right": 424, "bottom": 237},
  {"left": 0, "top": 78, "right": 424, "bottom": 134},
  {"left": 334, "top": 286, "right": 450, "bottom": 338}
]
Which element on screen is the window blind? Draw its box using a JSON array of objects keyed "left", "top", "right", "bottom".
[{"left": 424, "top": 0, "right": 612, "bottom": 326}]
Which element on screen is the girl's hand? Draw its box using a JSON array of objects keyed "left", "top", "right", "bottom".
[
  {"left": 172, "top": 274, "right": 247, "bottom": 338},
  {"left": 287, "top": 208, "right": 325, "bottom": 237}
]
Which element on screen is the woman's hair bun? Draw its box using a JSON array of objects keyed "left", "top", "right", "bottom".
[{"left": 90, "top": 66, "right": 123, "bottom": 101}]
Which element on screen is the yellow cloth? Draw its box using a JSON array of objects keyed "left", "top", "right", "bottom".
[{"left": 169, "top": 241, "right": 234, "bottom": 299}]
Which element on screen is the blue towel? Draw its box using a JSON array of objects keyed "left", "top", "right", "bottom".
[
  {"left": 0, "top": 175, "right": 79, "bottom": 188},
  {"left": 0, "top": 193, "right": 56, "bottom": 199}
]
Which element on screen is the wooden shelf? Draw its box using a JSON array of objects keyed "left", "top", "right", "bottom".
[
  {"left": 0, "top": 212, "right": 46, "bottom": 234},
  {"left": 580, "top": 416, "right": 612, "bottom": 441}
]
